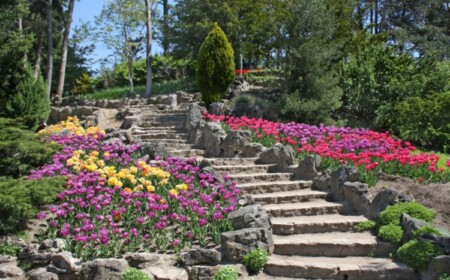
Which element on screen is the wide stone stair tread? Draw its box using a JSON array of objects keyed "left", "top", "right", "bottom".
[
  {"left": 273, "top": 232, "right": 388, "bottom": 257},
  {"left": 271, "top": 214, "right": 367, "bottom": 234},
  {"left": 201, "top": 157, "right": 259, "bottom": 165},
  {"left": 167, "top": 149, "right": 205, "bottom": 157},
  {"left": 230, "top": 173, "right": 293, "bottom": 183},
  {"left": 264, "top": 200, "right": 344, "bottom": 217},
  {"left": 138, "top": 139, "right": 190, "bottom": 144},
  {"left": 212, "top": 164, "right": 274, "bottom": 173},
  {"left": 238, "top": 180, "right": 312, "bottom": 194},
  {"left": 265, "top": 255, "right": 418, "bottom": 280},
  {"left": 138, "top": 133, "right": 188, "bottom": 140},
  {"left": 252, "top": 189, "right": 328, "bottom": 205}
]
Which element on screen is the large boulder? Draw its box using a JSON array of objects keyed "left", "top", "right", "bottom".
[
  {"left": 49, "top": 106, "right": 98, "bottom": 124},
  {"left": 27, "top": 267, "right": 58, "bottom": 280},
  {"left": 120, "top": 116, "right": 141, "bottom": 129},
  {"left": 200, "top": 122, "right": 226, "bottom": 157},
  {"left": 220, "top": 129, "right": 252, "bottom": 158},
  {"left": 142, "top": 266, "right": 188, "bottom": 280},
  {"left": 0, "top": 257, "right": 24, "bottom": 279},
  {"left": 365, "top": 189, "right": 399, "bottom": 219},
  {"left": 421, "top": 255, "right": 450, "bottom": 280},
  {"left": 209, "top": 102, "right": 226, "bottom": 116},
  {"left": 81, "top": 258, "right": 129, "bottom": 280},
  {"left": 148, "top": 94, "right": 178, "bottom": 109},
  {"left": 293, "top": 155, "right": 321, "bottom": 180},
  {"left": 180, "top": 249, "right": 221, "bottom": 266},
  {"left": 124, "top": 253, "right": 177, "bottom": 269},
  {"left": 241, "top": 143, "right": 264, "bottom": 157},
  {"left": 139, "top": 143, "right": 170, "bottom": 160},
  {"left": 257, "top": 144, "right": 295, "bottom": 171},
  {"left": 221, "top": 228, "right": 274, "bottom": 261},
  {"left": 401, "top": 213, "right": 429, "bottom": 242},
  {"left": 227, "top": 204, "right": 271, "bottom": 230},
  {"left": 342, "top": 182, "right": 372, "bottom": 214},
  {"left": 186, "top": 104, "right": 207, "bottom": 145},
  {"left": 48, "top": 251, "right": 81, "bottom": 275}
]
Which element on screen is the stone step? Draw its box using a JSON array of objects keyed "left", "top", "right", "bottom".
[
  {"left": 168, "top": 149, "right": 205, "bottom": 157},
  {"left": 271, "top": 214, "right": 368, "bottom": 235},
  {"left": 138, "top": 139, "right": 190, "bottom": 144},
  {"left": 230, "top": 173, "right": 293, "bottom": 184},
  {"left": 252, "top": 189, "right": 328, "bottom": 205},
  {"left": 264, "top": 200, "right": 344, "bottom": 217},
  {"left": 238, "top": 181, "right": 312, "bottom": 195},
  {"left": 133, "top": 126, "right": 186, "bottom": 132},
  {"left": 141, "top": 121, "right": 186, "bottom": 128},
  {"left": 138, "top": 133, "right": 188, "bottom": 140},
  {"left": 273, "top": 232, "right": 393, "bottom": 257},
  {"left": 202, "top": 157, "right": 258, "bottom": 166},
  {"left": 212, "top": 164, "right": 274, "bottom": 174},
  {"left": 264, "top": 255, "right": 418, "bottom": 280}
]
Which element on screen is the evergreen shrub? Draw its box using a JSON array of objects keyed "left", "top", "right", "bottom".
[
  {"left": 378, "top": 202, "right": 436, "bottom": 226},
  {"left": 397, "top": 240, "right": 442, "bottom": 270}
]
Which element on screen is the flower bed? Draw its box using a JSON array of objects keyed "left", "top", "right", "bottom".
[
  {"left": 204, "top": 113, "right": 450, "bottom": 185},
  {"left": 31, "top": 117, "right": 240, "bottom": 260}
]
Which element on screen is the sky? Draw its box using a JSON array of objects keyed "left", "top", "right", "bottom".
[{"left": 71, "top": 0, "right": 164, "bottom": 72}]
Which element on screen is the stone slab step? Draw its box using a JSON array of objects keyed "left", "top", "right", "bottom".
[
  {"left": 142, "top": 122, "right": 186, "bottom": 128},
  {"left": 273, "top": 232, "right": 393, "bottom": 257},
  {"left": 238, "top": 181, "right": 312, "bottom": 195},
  {"left": 202, "top": 157, "right": 258, "bottom": 166},
  {"left": 264, "top": 255, "right": 418, "bottom": 280},
  {"left": 212, "top": 164, "right": 274, "bottom": 174},
  {"left": 138, "top": 133, "right": 188, "bottom": 140},
  {"left": 139, "top": 139, "right": 190, "bottom": 144},
  {"left": 168, "top": 149, "right": 205, "bottom": 157},
  {"left": 252, "top": 189, "right": 328, "bottom": 205},
  {"left": 271, "top": 214, "right": 368, "bottom": 235},
  {"left": 133, "top": 127, "right": 186, "bottom": 133},
  {"left": 264, "top": 200, "right": 344, "bottom": 217},
  {"left": 230, "top": 173, "right": 293, "bottom": 184}
]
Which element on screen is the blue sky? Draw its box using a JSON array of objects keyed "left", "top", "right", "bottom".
[{"left": 72, "top": 0, "right": 165, "bottom": 72}]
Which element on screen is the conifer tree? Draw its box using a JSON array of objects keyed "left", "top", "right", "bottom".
[{"left": 197, "top": 22, "right": 235, "bottom": 107}]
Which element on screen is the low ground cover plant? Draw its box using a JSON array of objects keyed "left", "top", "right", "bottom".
[
  {"left": 31, "top": 117, "right": 240, "bottom": 260},
  {"left": 121, "top": 268, "right": 152, "bottom": 280},
  {"left": 212, "top": 266, "right": 239, "bottom": 280},
  {"left": 242, "top": 247, "right": 268, "bottom": 274},
  {"left": 203, "top": 113, "right": 450, "bottom": 185}
]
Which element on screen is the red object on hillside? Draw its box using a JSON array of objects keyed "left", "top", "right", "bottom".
[{"left": 235, "top": 68, "right": 264, "bottom": 75}]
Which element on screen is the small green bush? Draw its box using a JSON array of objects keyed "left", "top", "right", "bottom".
[
  {"left": 397, "top": 240, "right": 442, "bottom": 270},
  {"left": 378, "top": 202, "right": 436, "bottom": 226},
  {"left": 0, "top": 176, "right": 65, "bottom": 234},
  {"left": 197, "top": 22, "right": 235, "bottom": 107},
  {"left": 121, "top": 268, "right": 152, "bottom": 280},
  {"left": 212, "top": 266, "right": 239, "bottom": 280},
  {"left": 354, "top": 220, "right": 376, "bottom": 232},
  {"left": 439, "top": 273, "right": 450, "bottom": 280},
  {"left": 242, "top": 247, "right": 268, "bottom": 274},
  {"left": 378, "top": 224, "right": 404, "bottom": 243},
  {"left": 414, "top": 226, "right": 443, "bottom": 238},
  {"left": 0, "top": 243, "right": 21, "bottom": 256},
  {"left": 72, "top": 73, "right": 95, "bottom": 95}
]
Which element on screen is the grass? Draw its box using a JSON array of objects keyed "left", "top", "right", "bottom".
[{"left": 83, "top": 78, "right": 197, "bottom": 100}]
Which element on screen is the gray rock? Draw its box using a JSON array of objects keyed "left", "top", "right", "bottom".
[
  {"left": 209, "top": 102, "right": 226, "bottom": 115},
  {"left": 293, "top": 155, "right": 321, "bottom": 180},
  {"left": 176, "top": 91, "right": 194, "bottom": 105},
  {"left": 27, "top": 267, "right": 58, "bottom": 280},
  {"left": 186, "top": 104, "right": 206, "bottom": 145},
  {"left": 241, "top": 143, "right": 264, "bottom": 157},
  {"left": 0, "top": 262, "right": 24, "bottom": 278},
  {"left": 52, "top": 239, "right": 66, "bottom": 251},
  {"left": 421, "top": 255, "right": 450, "bottom": 280},
  {"left": 180, "top": 249, "right": 221, "bottom": 266},
  {"left": 51, "top": 251, "right": 81, "bottom": 273},
  {"left": 120, "top": 116, "right": 141, "bottom": 129},
  {"left": 106, "top": 100, "right": 127, "bottom": 109},
  {"left": 200, "top": 166, "right": 225, "bottom": 185},
  {"left": 49, "top": 106, "right": 98, "bottom": 124},
  {"left": 313, "top": 167, "right": 360, "bottom": 200},
  {"left": 81, "top": 258, "right": 129, "bottom": 280},
  {"left": 401, "top": 213, "right": 430, "bottom": 242},
  {"left": 342, "top": 182, "right": 372, "bottom": 214},
  {"left": 419, "top": 234, "right": 450, "bottom": 255},
  {"left": 237, "top": 195, "right": 255, "bottom": 207},
  {"left": 149, "top": 94, "right": 178, "bottom": 109},
  {"left": 0, "top": 255, "right": 16, "bottom": 264},
  {"left": 124, "top": 253, "right": 177, "bottom": 269},
  {"left": 232, "top": 104, "right": 263, "bottom": 119},
  {"left": 142, "top": 266, "right": 188, "bottom": 280},
  {"left": 227, "top": 204, "right": 271, "bottom": 230},
  {"left": 331, "top": 166, "right": 360, "bottom": 185},
  {"left": 186, "top": 264, "right": 247, "bottom": 280},
  {"left": 39, "top": 239, "right": 54, "bottom": 251},
  {"left": 200, "top": 122, "right": 226, "bottom": 157},
  {"left": 257, "top": 144, "right": 295, "bottom": 171},
  {"left": 221, "top": 228, "right": 274, "bottom": 261},
  {"left": 365, "top": 189, "right": 399, "bottom": 219},
  {"left": 139, "top": 143, "right": 169, "bottom": 160},
  {"left": 220, "top": 130, "right": 252, "bottom": 158}
]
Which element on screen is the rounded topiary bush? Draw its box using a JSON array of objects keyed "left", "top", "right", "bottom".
[
  {"left": 197, "top": 22, "right": 235, "bottom": 107},
  {"left": 397, "top": 240, "right": 442, "bottom": 270},
  {"left": 212, "top": 266, "right": 238, "bottom": 280},
  {"left": 378, "top": 224, "right": 403, "bottom": 243},
  {"left": 378, "top": 202, "right": 436, "bottom": 226}
]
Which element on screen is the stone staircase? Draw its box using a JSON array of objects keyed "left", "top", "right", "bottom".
[{"left": 130, "top": 105, "right": 418, "bottom": 280}]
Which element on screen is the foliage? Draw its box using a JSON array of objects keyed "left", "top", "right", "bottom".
[
  {"left": 354, "top": 220, "right": 376, "bottom": 232},
  {"left": 378, "top": 224, "right": 403, "bottom": 243},
  {"left": 242, "top": 247, "right": 268, "bottom": 274},
  {"left": 121, "top": 268, "right": 152, "bottom": 280},
  {"left": 197, "top": 22, "right": 235, "bottom": 106},
  {"left": 387, "top": 91, "right": 450, "bottom": 152},
  {"left": 439, "top": 273, "right": 450, "bottom": 280},
  {"left": 0, "top": 118, "right": 60, "bottom": 178},
  {"left": 212, "top": 266, "right": 239, "bottom": 280},
  {"left": 413, "top": 226, "right": 443, "bottom": 238},
  {"left": 397, "top": 240, "right": 442, "bottom": 271},
  {"left": 4, "top": 66, "right": 50, "bottom": 130},
  {"left": 72, "top": 73, "right": 94, "bottom": 95},
  {"left": 0, "top": 243, "right": 21, "bottom": 257},
  {"left": 0, "top": 176, "right": 65, "bottom": 234},
  {"left": 378, "top": 203, "right": 436, "bottom": 227}
]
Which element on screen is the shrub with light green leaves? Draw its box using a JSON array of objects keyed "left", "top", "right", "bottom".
[
  {"left": 397, "top": 240, "right": 442, "bottom": 270},
  {"left": 242, "top": 247, "right": 268, "bottom": 274},
  {"left": 212, "top": 266, "right": 238, "bottom": 280},
  {"left": 121, "top": 268, "right": 152, "bottom": 280},
  {"left": 354, "top": 220, "right": 376, "bottom": 232},
  {"left": 378, "top": 202, "right": 436, "bottom": 226},
  {"left": 413, "top": 226, "right": 443, "bottom": 238},
  {"left": 378, "top": 224, "right": 403, "bottom": 243}
]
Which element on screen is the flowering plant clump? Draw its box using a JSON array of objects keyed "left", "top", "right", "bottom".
[
  {"left": 203, "top": 113, "right": 450, "bottom": 185},
  {"left": 31, "top": 117, "right": 239, "bottom": 260},
  {"left": 235, "top": 68, "right": 264, "bottom": 75}
]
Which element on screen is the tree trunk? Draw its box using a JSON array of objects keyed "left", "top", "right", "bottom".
[
  {"left": 46, "top": 0, "right": 53, "bottom": 101},
  {"left": 144, "top": 0, "right": 153, "bottom": 98},
  {"left": 34, "top": 34, "right": 44, "bottom": 80},
  {"left": 56, "top": 0, "right": 76, "bottom": 104},
  {"left": 162, "top": 0, "right": 169, "bottom": 56}
]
